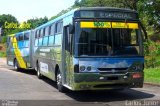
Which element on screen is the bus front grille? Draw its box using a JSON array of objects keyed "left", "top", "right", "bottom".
[{"left": 98, "top": 68, "right": 128, "bottom": 74}]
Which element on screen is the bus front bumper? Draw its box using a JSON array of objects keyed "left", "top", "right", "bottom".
[{"left": 72, "top": 72, "right": 144, "bottom": 90}]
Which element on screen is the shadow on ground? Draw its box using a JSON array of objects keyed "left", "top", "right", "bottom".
[{"left": 12, "top": 68, "right": 155, "bottom": 102}]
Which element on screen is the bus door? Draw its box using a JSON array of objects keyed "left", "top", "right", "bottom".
[{"left": 63, "top": 26, "right": 72, "bottom": 85}]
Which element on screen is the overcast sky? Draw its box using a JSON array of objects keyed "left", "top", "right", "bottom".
[{"left": 0, "top": 0, "right": 75, "bottom": 22}]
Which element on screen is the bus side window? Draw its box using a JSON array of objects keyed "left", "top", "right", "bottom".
[
  {"left": 7, "top": 36, "right": 10, "bottom": 47},
  {"left": 24, "top": 32, "right": 29, "bottom": 47},
  {"left": 19, "top": 34, "right": 24, "bottom": 48},
  {"left": 55, "top": 21, "right": 63, "bottom": 34},
  {"left": 43, "top": 27, "right": 49, "bottom": 46},
  {"left": 43, "top": 36, "right": 48, "bottom": 46},
  {"left": 35, "top": 30, "right": 38, "bottom": 39},
  {"left": 16, "top": 35, "right": 19, "bottom": 41},
  {"left": 48, "top": 35, "right": 54, "bottom": 46},
  {"left": 43, "top": 28, "right": 45, "bottom": 36},
  {"left": 45, "top": 26, "right": 49, "bottom": 36},
  {"left": 34, "top": 30, "right": 38, "bottom": 46},
  {"left": 19, "top": 34, "right": 24, "bottom": 41},
  {"left": 40, "top": 29, "right": 44, "bottom": 37},
  {"left": 48, "top": 24, "right": 55, "bottom": 46},
  {"left": 64, "top": 26, "right": 71, "bottom": 52},
  {"left": 24, "top": 33, "right": 29, "bottom": 40},
  {"left": 55, "top": 22, "right": 63, "bottom": 45},
  {"left": 51, "top": 24, "right": 55, "bottom": 35},
  {"left": 55, "top": 34, "right": 62, "bottom": 45},
  {"left": 38, "top": 29, "right": 43, "bottom": 46},
  {"left": 48, "top": 26, "right": 51, "bottom": 35}
]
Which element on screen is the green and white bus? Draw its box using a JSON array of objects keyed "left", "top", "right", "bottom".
[
  {"left": 7, "top": 7, "right": 146, "bottom": 92},
  {"left": 6, "top": 30, "right": 34, "bottom": 70}
]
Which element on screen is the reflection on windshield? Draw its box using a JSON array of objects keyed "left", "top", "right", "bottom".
[
  {"left": 75, "top": 23, "right": 141, "bottom": 57},
  {"left": 76, "top": 23, "right": 139, "bottom": 56}
]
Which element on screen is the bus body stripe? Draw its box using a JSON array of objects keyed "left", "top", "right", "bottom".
[{"left": 10, "top": 34, "right": 27, "bottom": 69}]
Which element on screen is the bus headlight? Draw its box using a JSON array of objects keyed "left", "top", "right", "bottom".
[
  {"left": 87, "top": 66, "right": 92, "bottom": 71},
  {"left": 80, "top": 66, "right": 85, "bottom": 72},
  {"left": 132, "top": 66, "right": 137, "bottom": 71},
  {"left": 131, "top": 64, "right": 143, "bottom": 71}
]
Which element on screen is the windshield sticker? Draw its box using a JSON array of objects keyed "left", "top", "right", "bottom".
[{"left": 80, "top": 22, "right": 138, "bottom": 29}]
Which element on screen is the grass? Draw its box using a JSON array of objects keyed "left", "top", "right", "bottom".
[{"left": 144, "top": 68, "right": 160, "bottom": 85}]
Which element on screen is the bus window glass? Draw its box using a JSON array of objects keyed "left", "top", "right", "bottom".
[
  {"left": 45, "top": 27, "right": 49, "bottom": 36},
  {"left": 43, "top": 28, "right": 45, "bottom": 36},
  {"left": 24, "top": 33, "right": 29, "bottom": 40},
  {"left": 48, "top": 26, "right": 51, "bottom": 35},
  {"left": 35, "top": 39, "right": 38, "bottom": 46},
  {"left": 48, "top": 35, "right": 54, "bottom": 46},
  {"left": 38, "top": 38, "right": 43, "bottom": 46},
  {"left": 19, "top": 34, "right": 24, "bottom": 41},
  {"left": 55, "top": 22, "right": 63, "bottom": 34},
  {"left": 24, "top": 41, "right": 29, "bottom": 47},
  {"left": 55, "top": 34, "right": 61, "bottom": 45},
  {"left": 51, "top": 24, "right": 55, "bottom": 35},
  {"left": 16, "top": 35, "right": 19, "bottom": 41},
  {"left": 43, "top": 36, "right": 48, "bottom": 46},
  {"left": 40, "top": 29, "right": 44, "bottom": 37},
  {"left": 37, "top": 30, "right": 40, "bottom": 38},
  {"left": 35, "top": 31, "right": 38, "bottom": 38}
]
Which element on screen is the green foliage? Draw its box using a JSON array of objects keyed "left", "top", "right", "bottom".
[
  {"left": 1, "top": 36, "right": 7, "bottom": 43},
  {"left": 0, "top": 15, "right": 48, "bottom": 43},
  {"left": 50, "top": 9, "right": 72, "bottom": 20},
  {"left": 0, "top": 51, "right": 6, "bottom": 57},
  {"left": 73, "top": 0, "right": 160, "bottom": 32},
  {"left": 27, "top": 17, "right": 48, "bottom": 29},
  {"left": 144, "top": 40, "right": 160, "bottom": 68},
  {"left": 0, "top": 14, "right": 18, "bottom": 36},
  {"left": 138, "top": 0, "right": 160, "bottom": 32},
  {"left": 144, "top": 68, "right": 160, "bottom": 84}
]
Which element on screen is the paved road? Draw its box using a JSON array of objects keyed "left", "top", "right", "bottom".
[{"left": 0, "top": 58, "right": 160, "bottom": 106}]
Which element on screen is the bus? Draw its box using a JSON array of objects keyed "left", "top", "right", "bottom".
[
  {"left": 7, "top": 7, "right": 146, "bottom": 92},
  {"left": 6, "top": 30, "right": 34, "bottom": 71}
]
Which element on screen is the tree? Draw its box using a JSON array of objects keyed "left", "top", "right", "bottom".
[
  {"left": 27, "top": 17, "right": 48, "bottom": 29},
  {"left": 0, "top": 14, "right": 18, "bottom": 36},
  {"left": 143, "top": 0, "right": 160, "bottom": 32}
]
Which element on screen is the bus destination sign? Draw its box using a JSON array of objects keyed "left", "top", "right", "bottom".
[
  {"left": 99, "top": 12, "right": 137, "bottom": 19},
  {"left": 80, "top": 11, "right": 138, "bottom": 19}
]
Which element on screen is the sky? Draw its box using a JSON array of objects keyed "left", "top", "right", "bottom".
[{"left": 0, "top": 0, "right": 75, "bottom": 22}]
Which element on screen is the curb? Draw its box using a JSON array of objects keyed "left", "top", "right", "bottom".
[{"left": 144, "top": 82, "right": 160, "bottom": 87}]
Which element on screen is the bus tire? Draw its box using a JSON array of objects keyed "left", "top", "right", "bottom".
[
  {"left": 14, "top": 59, "right": 20, "bottom": 71},
  {"left": 56, "top": 69, "right": 66, "bottom": 92},
  {"left": 36, "top": 62, "right": 42, "bottom": 79}
]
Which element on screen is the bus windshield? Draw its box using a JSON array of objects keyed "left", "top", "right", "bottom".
[{"left": 75, "top": 21, "right": 142, "bottom": 57}]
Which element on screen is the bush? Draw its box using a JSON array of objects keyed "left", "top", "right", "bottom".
[
  {"left": 0, "top": 51, "right": 6, "bottom": 57},
  {"left": 144, "top": 40, "right": 160, "bottom": 68},
  {"left": 1, "top": 36, "right": 7, "bottom": 43}
]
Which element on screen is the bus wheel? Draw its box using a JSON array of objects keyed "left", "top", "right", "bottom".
[
  {"left": 14, "top": 59, "right": 20, "bottom": 71},
  {"left": 56, "top": 70, "right": 66, "bottom": 92},
  {"left": 37, "top": 63, "right": 42, "bottom": 79}
]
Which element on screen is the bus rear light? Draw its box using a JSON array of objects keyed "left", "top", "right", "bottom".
[{"left": 132, "top": 73, "right": 141, "bottom": 79}]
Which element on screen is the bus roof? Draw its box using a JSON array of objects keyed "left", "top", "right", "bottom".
[
  {"left": 8, "top": 30, "right": 31, "bottom": 37},
  {"left": 78, "top": 7, "right": 137, "bottom": 13},
  {"left": 35, "top": 7, "right": 138, "bottom": 30},
  {"left": 35, "top": 8, "right": 78, "bottom": 30}
]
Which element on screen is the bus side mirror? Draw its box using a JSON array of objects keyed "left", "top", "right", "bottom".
[{"left": 69, "top": 24, "right": 75, "bottom": 34}]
